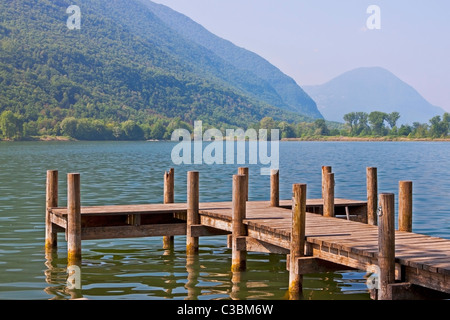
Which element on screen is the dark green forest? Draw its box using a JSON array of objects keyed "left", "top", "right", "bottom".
[
  {"left": 0, "top": 0, "right": 315, "bottom": 142},
  {"left": 1, "top": 1, "right": 448, "bottom": 142},
  {"left": 1, "top": 108, "right": 449, "bottom": 141}
]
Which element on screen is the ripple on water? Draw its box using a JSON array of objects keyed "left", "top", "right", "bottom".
[{"left": 0, "top": 141, "right": 448, "bottom": 300}]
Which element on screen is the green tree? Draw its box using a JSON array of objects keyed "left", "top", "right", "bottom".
[
  {"left": 150, "top": 120, "right": 166, "bottom": 140},
  {"left": 429, "top": 115, "right": 449, "bottom": 138},
  {"left": 60, "top": 117, "right": 78, "bottom": 137},
  {"left": 386, "top": 112, "right": 400, "bottom": 129},
  {"left": 410, "top": 122, "right": 429, "bottom": 138},
  {"left": 278, "top": 121, "right": 295, "bottom": 139},
  {"left": 355, "top": 112, "right": 370, "bottom": 135},
  {"left": 343, "top": 112, "right": 357, "bottom": 135},
  {"left": 368, "top": 111, "right": 388, "bottom": 136},
  {"left": 259, "top": 117, "right": 277, "bottom": 139},
  {"left": 121, "top": 120, "right": 144, "bottom": 140},
  {"left": 0, "top": 110, "right": 23, "bottom": 140},
  {"left": 343, "top": 112, "right": 369, "bottom": 136},
  {"left": 23, "top": 121, "right": 38, "bottom": 138},
  {"left": 313, "top": 119, "right": 329, "bottom": 136},
  {"left": 398, "top": 124, "right": 412, "bottom": 136}
]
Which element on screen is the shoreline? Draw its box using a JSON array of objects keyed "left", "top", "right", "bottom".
[
  {"left": 281, "top": 136, "right": 450, "bottom": 142},
  {"left": 1, "top": 136, "right": 450, "bottom": 142}
]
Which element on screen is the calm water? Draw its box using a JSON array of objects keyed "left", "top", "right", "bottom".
[{"left": 0, "top": 141, "right": 449, "bottom": 300}]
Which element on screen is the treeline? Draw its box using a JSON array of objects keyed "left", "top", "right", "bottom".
[
  {"left": 341, "top": 111, "right": 450, "bottom": 139},
  {"left": 250, "top": 112, "right": 450, "bottom": 139},
  {"left": 0, "top": 110, "right": 336, "bottom": 141},
  {"left": 1, "top": 110, "right": 449, "bottom": 141},
  {"left": 0, "top": 110, "right": 192, "bottom": 141}
]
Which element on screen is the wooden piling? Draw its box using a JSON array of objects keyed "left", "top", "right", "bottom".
[
  {"left": 367, "top": 167, "right": 378, "bottom": 226},
  {"left": 323, "top": 172, "right": 335, "bottom": 218},
  {"left": 289, "top": 183, "right": 307, "bottom": 299},
  {"left": 45, "top": 170, "right": 58, "bottom": 250},
  {"left": 378, "top": 193, "right": 396, "bottom": 300},
  {"left": 231, "top": 174, "right": 247, "bottom": 272},
  {"left": 163, "top": 168, "right": 175, "bottom": 249},
  {"left": 186, "top": 171, "right": 199, "bottom": 255},
  {"left": 238, "top": 167, "right": 249, "bottom": 201},
  {"left": 321, "top": 166, "right": 332, "bottom": 199},
  {"left": 399, "top": 181, "right": 413, "bottom": 233},
  {"left": 270, "top": 169, "right": 279, "bottom": 207},
  {"left": 67, "top": 173, "right": 81, "bottom": 265},
  {"left": 43, "top": 167, "right": 450, "bottom": 298}
]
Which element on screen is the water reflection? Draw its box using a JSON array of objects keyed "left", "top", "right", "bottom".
[
  {"left": 41, "top": 236, "right": 371, "bottom": 300},
  {"left": 186, "top": 254, "right": 200, "bottom": 300},
  {"left": 44, "top": 248, "right": 84, "bottom": 300},
  {"left": 2, "top": 141, "right": 447, "bottom": 300}
]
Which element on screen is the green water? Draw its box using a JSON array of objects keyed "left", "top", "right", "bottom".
[{"left": 0, "top": 141, "right": 449, "bottom": 300}]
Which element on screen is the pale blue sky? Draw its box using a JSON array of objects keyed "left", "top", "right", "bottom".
[{"left": 152, "top": 0, "right": 450, "bottom": 112}]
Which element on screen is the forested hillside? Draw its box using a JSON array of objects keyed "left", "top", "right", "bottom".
[
  {"left": 141, "top": 0, "right": 322, "bottom": 119},
  {"left": 0, "top": 0, "right": 314, "bottom": 140}
]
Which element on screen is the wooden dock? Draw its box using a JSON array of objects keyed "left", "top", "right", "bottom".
[{"left": 45, "top": 167, "right": 450, "bottom": 300}]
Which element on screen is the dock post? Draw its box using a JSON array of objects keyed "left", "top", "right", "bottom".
[
  {"left": 45, "top": 170, "right": 58, "bottom": 250},
  {"left": 399, "top": 181, "right": 413, "bottom": 232},
  {"left": 321, "top": 166, "right": 332, "bottom": 199},
  {"left": 231, "top": 174, "right": 247, "bottom": 272},
  {"left": 238, "top": 167, "right": 249, "bottom": 201},
  {"left": 270, "top": 169, "right": 279, "bottom": 207},
  {"left": 163, "top": 168, "right": 175, "bottom": 250},
  {"left": 323, "top": 172, "right": 335, "bottom": 217},
  {"left": 367, "top": 167, "right": 378, "bottom": 225},
  {"left": 67, "top": 173, "right": 81, "bottom": 266},
  {"left": 289, "top": 183, "right": 307, "bottom": 299},
  {"left": 186, "top": 171, "right": 199, "bottom": 255},
  {"left": 378, "top": 193, "right": 395, "bottom": 300}
]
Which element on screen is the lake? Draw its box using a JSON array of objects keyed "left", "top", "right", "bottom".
[{"left": 0, "top": 141, "right": 449, "bottom": 300}]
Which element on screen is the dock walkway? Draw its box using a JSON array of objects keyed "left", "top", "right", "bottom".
[{"left": 45, "top": 168, "right": 450, "bottom": 300}]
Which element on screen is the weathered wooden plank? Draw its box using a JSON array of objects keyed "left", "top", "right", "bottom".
[
  {"left": 189, "top": 225, "right": 231, "bottom": 237},
  {"left": 388, "top": 282, "right": 450, "bottom": 300},
  {"left": 293, "top": 257, "right": 358, "bottom": 274},
  {"left": 50, "top": 213, "right": 67, "bottom": 230},
  {"left": 52, "top": 204, "right": 188, "bottom": 217},
  {"left": 311, "top": 244, "right": 377, "bottom": 271},
  {"left": 81, "top": 223, "right": 187, "bottom": 240},
  {"left": 200, "top": 215, "right": 232, "bottom": 232},
  {"left": 247, "top": 227, "right": 290, "bottom": 249},
  {"left": 403, "top": 266, "right": 450, "bottom": 294},
  {"left": 231, "top": 236, "right": 290, "bottom": 254}
]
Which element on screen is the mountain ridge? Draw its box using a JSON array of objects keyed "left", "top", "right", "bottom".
[
  {"left": 0, "top": 0, "right": 318, "bottom": 140},
  {"left": 303, "top": 67, "right": 446, "bottom": 124},
  {"left": 140, "top": 0, "right": 322, "bottom": 119}
]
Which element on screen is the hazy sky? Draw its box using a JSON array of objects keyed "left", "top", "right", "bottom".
[{"left": 152, "top": 0, "right": 450, "bottom": 112}]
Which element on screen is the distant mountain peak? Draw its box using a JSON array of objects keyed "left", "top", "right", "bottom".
[{"left": 303, "top": 66, "right": 445, "bottom": 124}]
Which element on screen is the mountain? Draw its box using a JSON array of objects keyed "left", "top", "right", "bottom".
[
  {"left": 140, "top": 0, "right": 322, "bottom": 119},
  {"left": 0, "top": 0, "right": 319, "bottom": 139},
  {"left": 303, "top": 67, "right": 446, "bottom": 124}
]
